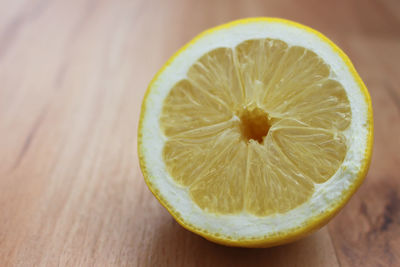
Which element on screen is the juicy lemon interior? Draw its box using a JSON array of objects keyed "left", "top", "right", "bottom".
[{"left": 160, "top": 38, "right": 351, "bottom": 216}]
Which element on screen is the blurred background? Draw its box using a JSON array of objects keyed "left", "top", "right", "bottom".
[{"left": 0, "top": 0, "right": 399, "bottom": 266}]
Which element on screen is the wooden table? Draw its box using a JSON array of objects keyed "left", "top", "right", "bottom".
[{"left": 0, "top": 0, "right": 399, "bottom": 266}]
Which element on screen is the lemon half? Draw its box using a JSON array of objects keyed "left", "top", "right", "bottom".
[{"left": 138, "top": 18, "right": 373, "bottom": 247}]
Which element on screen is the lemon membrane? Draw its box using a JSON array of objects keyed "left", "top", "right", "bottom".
[{"left": 161, "top": 39, "right": 350, "bottom": 216}]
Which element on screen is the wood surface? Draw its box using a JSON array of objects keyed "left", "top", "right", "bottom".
[{"left": 0, "top": 0, "right": 399, "bottom": 266}]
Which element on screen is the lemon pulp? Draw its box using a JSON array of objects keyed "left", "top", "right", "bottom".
[{"left": 160, "top": 38, "right": 351, "bottom": 216}]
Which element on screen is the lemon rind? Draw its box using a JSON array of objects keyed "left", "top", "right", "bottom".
[{"left": 138, "top": 17, "right": 373, "bottom": 247}]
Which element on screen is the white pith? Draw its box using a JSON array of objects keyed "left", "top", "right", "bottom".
[{"left": 140, "top": 21, "right": 369, "bottom": 239}]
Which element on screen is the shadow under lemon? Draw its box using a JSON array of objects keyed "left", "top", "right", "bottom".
[{"left": 145, "top": 205, "right": 338, "bottom": 267}]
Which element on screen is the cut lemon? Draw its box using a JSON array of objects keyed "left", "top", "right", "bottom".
[{"left": 138, "top": 18, "right": 373, "bottom": 247}]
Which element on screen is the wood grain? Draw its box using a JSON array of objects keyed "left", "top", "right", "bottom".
[{"left": 0, "top": 0, "right": 399, "bottom": 266}]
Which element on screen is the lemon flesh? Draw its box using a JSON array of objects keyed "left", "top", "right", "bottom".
[{"left": 160, "top": 38, "right": 351, "bottom": 216}]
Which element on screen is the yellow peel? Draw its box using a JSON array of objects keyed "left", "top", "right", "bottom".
[{"left": 138, "top": 17, "right": 373, "bottom": 247}]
